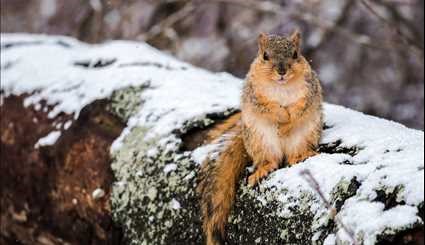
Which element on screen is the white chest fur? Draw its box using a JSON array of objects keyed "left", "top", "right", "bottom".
[
  {"left": 242, "top": 109, "right": 283, "bottom": 160},
  {"left": 241, "top": 80, "right": 313, "bottom": 162},
  {"left": 261, "top": 81, "right": 307, "bottom": 107}
]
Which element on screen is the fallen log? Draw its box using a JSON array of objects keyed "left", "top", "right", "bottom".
[{"left": 1, "top": 34, "right": 423, "bottom": 245}]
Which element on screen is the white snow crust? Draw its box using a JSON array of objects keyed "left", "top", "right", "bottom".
[{"left": 1, "top": 33, "right": 423, "bottom": 244}]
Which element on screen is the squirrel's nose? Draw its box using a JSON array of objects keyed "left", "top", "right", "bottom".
[{"left": 277, "top": 63, "right": 286, "bottom": 76}]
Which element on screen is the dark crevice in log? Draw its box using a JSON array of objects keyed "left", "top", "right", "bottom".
[
  {"left": 0, "top": 41, "right": 44, "bottom": 50},
  {"left": 318, "top": 139, "right": 361, "bottom": 157},
  {"left": 373, "top": 185, "right": 406, "bottom": 211},
  {"left": 377, "top": 227, "right": 424, "bottom": 245},
  {"left": 118, "top": 61, "right": 188, "bottom": 70},
  {"left": 179, "top": 110, "right": 239, "bottom": 152},
  {"left": 74, "top": 58, "right": 117, "bottom": 69}
]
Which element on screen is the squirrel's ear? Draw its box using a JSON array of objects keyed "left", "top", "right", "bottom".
[
  {"left": 290, "top": 29, "right": 301, "bottom": 53},
  {"left": 258, "top": 32, "right": 268, "bottom": 52}
]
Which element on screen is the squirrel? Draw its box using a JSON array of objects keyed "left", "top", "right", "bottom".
[{"left": 197, "top": 30, "right": 323, "bottom": 245}]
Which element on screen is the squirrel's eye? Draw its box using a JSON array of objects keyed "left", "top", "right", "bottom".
[
  {"left": 293, "top": 51, "right": 298, "bottom": 59},
  {"left": 263, "top": 52, "right": 269, "bottom": 61}
]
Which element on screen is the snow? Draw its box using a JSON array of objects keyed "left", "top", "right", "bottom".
[
  {"left": 34, "top": 130, "right": 61, "bottom": 148},
  {"left": 191, "top": 144, "right": 220, "bottom": 165},
  {"left": 63, "top": 120, "right": 72, "bottom": 130},
  {"left": 163, "top": 163, "right": 177, "bottom": 173},
  {"left": 1, "top": 33, "right": 241, "bottom": 149},
  {"left": 170, "top": 198, "right": 181, "bottom": 210},
  {"left": 323, "top": 234, "right": 336, "bottom": 245},
  {"left": 260, "top": 104, "right": 424, "bottom": 243},
  {"left": 92, "top": 188, "right": 105, "bottom": 200},
  {"left": 336, "top": 200, "right": 420, "bottom": 245},
  {"left": 2, "top": 34, "right": 423, "bottom": 244},
  {"left": 72, "top": 198, "right": 78, "bottom": 205}
]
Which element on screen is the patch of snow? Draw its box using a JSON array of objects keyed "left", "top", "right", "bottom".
[
  {"left": 72, "top": 198, "right": 78, "bottom": 205},
  {"left": 34, "top": 103, "right": 41, "bottom": 111},
  {"left": 183, "top": 171, "right": 195, "bottom": 181},
  {"left": 336, "top": 200, "right": 420, "bottom": 245},
  {"left": 262, "top": 104, "right": 424, "bottom": 244},
  {"left": 163, "top": 163, "right": 177, "bottom": 173},
  {"left": 34, "top": 130, "right": 61, "bottom": 148},
  {"left": 2, "top": 34, "right": 423, "bottom": 244},
  {"left": 323, "top": 234, "right": 336, "bottom": 245},
  {"left": 191, "top": 144, "right": 220, "bottom": 165},
  {"left": 170, "top": 198, "right": 181, "bottom": 210},
  {"left": 1, "top": 33, "right": 241, "bottom": 150},
  {"left": 63, "top": 120, "right": 72, "bottom": 130},
  {"left": 92, "top": 188, "right": 105, "bottom": 200},
  {"left": 115, "top": 181, "right": 126, "bottom": 188},
  {"left": 146, "top": 148, "right": 159, "bottom": 157}
]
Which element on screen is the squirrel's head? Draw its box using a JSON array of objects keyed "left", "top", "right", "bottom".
[{"left": 255, "top": 30, "right": 305, "bottom": 84}]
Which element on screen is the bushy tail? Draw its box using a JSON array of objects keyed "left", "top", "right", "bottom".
[{"left": 197, "top": 124, "right": 250, "bottom": 245}]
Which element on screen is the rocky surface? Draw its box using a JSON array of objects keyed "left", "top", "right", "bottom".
[{"left": 1, "top": 34, "right": 424, "bottom": 245}]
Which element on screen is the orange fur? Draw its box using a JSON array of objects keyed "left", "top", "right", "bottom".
[
  {"left": 198, "top": 31, "right": 323, "bottom": 244},
  {"left": 197, "top": 124, "right": 249, "bottom": 245},
  {"left": 206, "top": 113, "right": 241, "bottom": 142},
  {"left": 242, "top": 55, "right": 322, "bottom": 185}
]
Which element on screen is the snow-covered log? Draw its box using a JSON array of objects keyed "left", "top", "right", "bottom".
[{"left": 1, "top": 34, "right": 423, "bottom": 245}]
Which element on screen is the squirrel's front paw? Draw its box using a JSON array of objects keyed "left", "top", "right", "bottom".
[
  {"left": 248, "top": 171, "right": 265, "bottom": 187},
  {"left": 277, "top": 115, "right": 290, "bottom": 125},
  {"left": 247, "top": 162, "right": 278, "bottom": 186}
]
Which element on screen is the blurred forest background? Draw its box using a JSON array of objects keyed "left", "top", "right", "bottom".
[{"left": 1, "top": 0, "right": 424, "bottom": 129}]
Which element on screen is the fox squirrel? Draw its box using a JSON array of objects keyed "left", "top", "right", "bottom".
[{"left": 197, "top": 30, "right": 323, "bottom": 245}]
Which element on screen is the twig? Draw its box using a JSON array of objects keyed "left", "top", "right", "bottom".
[
  {"left": 152, "top": 0, "right": 423, "bottom": 59},
  {"left": 360, "top": 0, "right": 423, "bottom": 55},
  {"left": 205, "top": 0, "right": 281, "bottom": 14},
  {"left": 304, "top": 0, "right": 356, "bottom": 56},
  {"left": 140, "top": 1, "right": 196, "bottom": 41},
  {"left": 375, "top": 0, "right": 423, "bottom": 47},
  {"left": 377, "top": 0, "right": 417, "bottom": 5},
  {"left": 300, "top": 170, "right": 358, "bottom": 245},
  {"left": 200, "top": 0, "right": 395, "bottom": 51},
  {"left": 291, "top": 12, "right": 385, "bottom": 50}
]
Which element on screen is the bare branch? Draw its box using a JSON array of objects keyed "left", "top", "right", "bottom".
[
  {"left": 197, "top": 0, "right": 396, "bottom": 51},
  {"left": 377, "top": 0, "right": 417, "bottom": 5},
  {"left": 147, "top": 0, "right": 423, "bottom": 60},
  {"left": 304, "top": 0, "right": 356, "bottom": 56},
  {"left": 300, "top": 170, "right": 358, "bottom": 245},
  {"left": 375, "top": 0, "right": 423, "bottom": 45},
  {"left": 360, "top": 0, "right": 423, "bottom": 55},
  {"left": 140, "top": 1, "right": 196, "bottom": 41}
]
